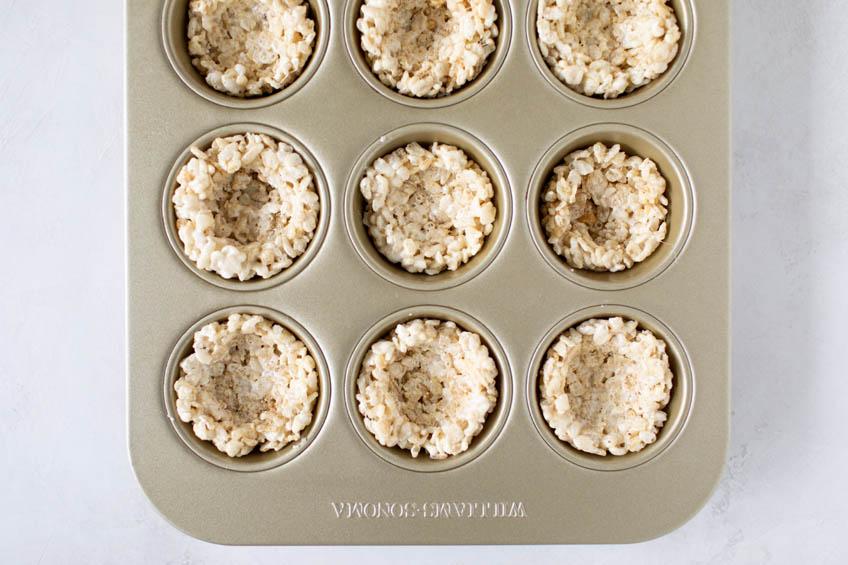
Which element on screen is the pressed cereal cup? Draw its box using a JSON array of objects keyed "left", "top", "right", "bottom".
[
  {"left": 161, "top": 123, "right": 330, "bottom": 292},
  {"left": 342, "top": 0, "right": 513, "bottom": 109},
  {"left": 527, "top": 123, "right": 694, "bottom": 291},
  {"left": 344, "top": 305, "right": 512, "bottom": 473},
  {"left": 344, "top": 123, "right": 512, "bottom": 291},
  {"left": 163, "top": 305, "right": 331, "bottom": 472},
  {"left": 526, "top": 0, "right": 696, "bottom": 109},
  {"left": 526, "top": 304, "right": 693, "bottom": 472},
  {"left": 161, "top": 0, "right": 330, "bottom": 109}
]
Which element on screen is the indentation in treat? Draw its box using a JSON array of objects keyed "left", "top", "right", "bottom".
[
  {"left": 175, "top": 313, "right": 319, "bottom": 458},
  {"left": 541, "top": 142, "right": 668, "bottom": 272},
  {"left": 356, "top": 319, "right": 498, "bottom": 459},
  {"left": 536, "top": 0, "right": 680, "bottom": 99},
  {"left": 539, "top": 316, "right": 673, "bottom": 456},
  {"left": 188, "top": 0, "right": 316, "bottom": 97},
  {"left": 357, "top": 0, "right": 499, "bottom": 98},
  {"left": 360, "top": 142, "right": 496, "bottom": 275},
  {"left": 173, "top": 133, "right": 320, "bottom": 281}
]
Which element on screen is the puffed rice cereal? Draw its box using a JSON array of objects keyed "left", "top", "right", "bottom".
[
  {"left": 536, "top": 0, "right": 681, "bottom": 99},
  {"left": 173, "top": 133, "right": 320, "bottom": 281},
  {"left": 357, "top": 319, "right": 498, "bottom": 459},
  {"left": 357, "top": 0, "right": 499, "bottom": 98},
  {"left": 539, "top": 317, "right": 673, "bottom": 456},
  {"left": 188, "top": 0, "right": 316, "bottom": 97},
  {"left": 541, "top": 142, "right": 668, "bottom": 272},
  {"left": 360, "top": 142, "right": 497, "bottom": 275},
  {"left": 175, "top": 313, "right": 319, "bottom": 458}
]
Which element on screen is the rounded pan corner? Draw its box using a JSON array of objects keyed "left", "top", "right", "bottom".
[
  {"left": 127, "top": 465, "right": 240, "bottom": 546},
  {"left": 624, "top": 431, "right": 730, "bottom": 545}
]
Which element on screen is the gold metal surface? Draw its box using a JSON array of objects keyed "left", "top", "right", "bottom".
[{"left": 128, "top": 0, "right": 730, "bottom": 544}]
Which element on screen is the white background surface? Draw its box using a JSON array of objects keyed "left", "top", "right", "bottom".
[{"left": 1, "top": 0, "right": 845, "bottom": 563}]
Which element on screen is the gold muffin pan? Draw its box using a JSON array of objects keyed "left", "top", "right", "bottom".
[{"left": 128, "top": 0, "right": 729, "bottom": 545}]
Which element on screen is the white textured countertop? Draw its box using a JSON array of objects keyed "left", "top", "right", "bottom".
[{"left": 1, "top": 1, "right": 845, "bottom": 562}]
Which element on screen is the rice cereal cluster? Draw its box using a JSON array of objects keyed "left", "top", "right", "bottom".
[
  {"left": 357, "top": 319, "right": 498, "bottom": 459},
  {"left": 357, "top": 0, "right": 499, "bottom": 98},
  {"left": 174, "top": 313, "right": 319, "bottom": 457},
  {"left": 173, "top": 133, "right": 320, "bottom": 281},
  {"left": 541, "top": 142, "right": 668, "bottom": 272},
  {"left": 360, "top": 142, "right": 497, "bottom": 275},
  {"left": 539, "top": 317, "right": 673, "bottom": 456},
  {"left": 188, "top": 0, "right": 316, "bottom": 97},
  {"left": 536, "top": 0, "right": 681, "bottom": 99}
]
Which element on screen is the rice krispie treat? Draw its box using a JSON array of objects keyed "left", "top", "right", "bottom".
[
  {"left": 536, "top": 0, "right": 681, "bottom": 99},
  {"left": 360, "top": 142, "right": 497, "bottom": 275},
  {"left": 357, "top": 319, "right": 498, "bottom": 459},
  {"left": 188, "top": 0, "right": 316, "bottom": 97},
  {"left": 357, "top": 0, "right": 499, "bottom": 98},
  {"left": 541, "top": 142, "right": 668, "bottom": 272},
  {"left": 175, "top": 313, "right": 319, "bottom": 457},
  {"left": 173, "top": 133, "right": 320, "bottom": 281},
  {"left": 539, "top": 317, "right": 673, "bottom": 456}
]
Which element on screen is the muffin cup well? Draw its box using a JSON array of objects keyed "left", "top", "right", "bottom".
[
  {"left": 526, "top": 304, "right": 693, "bottom": 472},
  {"left": 344, "top": 305, "right": 512, "bottom": 473},
  {"left": 344, "top": 123, "right": 512, "bottom": 291},
  {"left": 164, "top": 305, "right": 331, "bottom": 472},
  {"left": 527, "top": 123, "right": 694, "bottom": 291},
  {"left": 527, "top": 0, "right": 696, "bottom": 108},
  {"left": 162, "top": 123, "right": 330, "bottom": 291},
  {"left": 343, "top": 0, "right": 512, "bottom": 109},
  {"left": 161, "top": 0, "right": 330, "bottom": 108}
]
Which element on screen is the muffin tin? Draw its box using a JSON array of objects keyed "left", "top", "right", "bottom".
[{"left": 127, "top": 0, "right": 730, "bottom": 544}]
